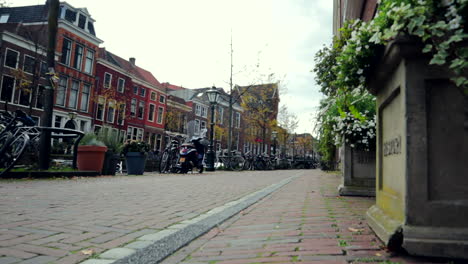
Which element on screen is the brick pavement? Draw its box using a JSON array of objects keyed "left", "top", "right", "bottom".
[
  {"left": 162, "top": 170, "right": 460, "bottom": 264},
  {"left": 0, "top": 171, "right": 292, "bottom": 264}
]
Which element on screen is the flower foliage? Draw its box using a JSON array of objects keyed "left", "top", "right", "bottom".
[
  {"left": 122, "top": 140, "right": 150, "bottom": 154},
  {"left": 314, "top": 0, "right": 467, "bottom": 161}
]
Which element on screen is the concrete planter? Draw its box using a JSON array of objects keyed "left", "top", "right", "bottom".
[
  {"left": 338, "top": 143, "right": 376, "bottom": 197},
  {"left": 366, "top": 36, "right": 468, "bottom": 259}
]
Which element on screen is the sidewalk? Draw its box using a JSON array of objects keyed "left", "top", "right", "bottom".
[{"left": 162, "top": 171, "right": 458, "bottom": 264}]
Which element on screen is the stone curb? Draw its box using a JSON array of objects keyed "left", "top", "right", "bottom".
[{"left": 80, "top": 176, "right": 296, "bottom": 264}]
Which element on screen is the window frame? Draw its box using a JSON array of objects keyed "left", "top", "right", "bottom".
[
  {"left": 96, "top": 96, "right": 105, "bottom": 121},
  {"left": 117, "top": 78, "right": 125, "bottom": 93},
  {"left": 73, "top": 43, "right": 84, "bottom": 70},
  {"left": 103, "top": 72, "right": 112, "bottom": 89},
  {"left": 148, "top": 103, "right": 156, "bottom": 122},
  {"left": 84, "top": 49, "right": 94, "bottom": 74},
  {"left": 60, "top": 38, "right": 72, "bottom": 66},
  {"left": 156, "top": 106, "right": 164, "bottom": 124},
  {"left": 150, "top": 91, "right": 156, "bottom": 101},
  {"left": 4, "top": 48, "right": 19, "bottom": 69},
  {"left": 80, "top": 83, "right": 90, "bottom": 112},
  {"left": 23, "top": 54, "right": 36, "bottom": 74},
  {"left": 68, "top": 79, "right": 79, "bottom": 109},
  {"left": 137, "top": 101, "right": 145, "bottom": 119},
  {"left": 130, "top": 98, "right": 137, "bottom": 117},
  {"left": 56, "top": 76, "right": 67, "bottom": 106},
  {"left": 159, "top": 95, "right": 165, "bottom": 103},
  {"left": 0, "top": 74, "right": 16, "bottom": 103}
]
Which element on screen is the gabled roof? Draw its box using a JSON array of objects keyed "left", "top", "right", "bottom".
[
  {"left": 161, "top": 82, "right": 186, "bottom": 91},
  {"left": 0, "top": 5, "right": 48, "bottom": 24},
  {"left": 98, "top": 48, "right": 161, "bottom": 88}
]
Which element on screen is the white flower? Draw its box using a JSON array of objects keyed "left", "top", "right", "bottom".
[{"left": 357, "top": 69, "right": 363, "bottom": 75}]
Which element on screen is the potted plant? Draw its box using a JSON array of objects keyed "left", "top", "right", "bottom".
[
  {"left": 97, "top": 128, "right": 123, "bottom": 176},
  {"left": 76, "top": 132, "right": 107, "bottom": 172},
  {"left": 122, "top": 140, "right": 150, "bottom": 175}
]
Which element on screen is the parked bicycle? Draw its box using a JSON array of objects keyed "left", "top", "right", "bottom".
[
  {"left": 217, "top": 150, "right": 245, "bottom": 171},
  {"left": 159, "top": 136, "right": 183, "bottom": 173},
  {"left": 0, "top": 110, "right": 83, "bottom": 177}
]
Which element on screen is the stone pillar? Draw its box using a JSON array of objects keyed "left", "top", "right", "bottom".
[
  {"left": 338, "top": 143, "right": 376, "bottom": 196},
  {"left": 366, "top": 37, "right": 468, "bottom": 259}
]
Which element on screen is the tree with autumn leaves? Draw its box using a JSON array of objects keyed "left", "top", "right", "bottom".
[{"left": 239, "top": 83, "right": 279, "bottom": 154}]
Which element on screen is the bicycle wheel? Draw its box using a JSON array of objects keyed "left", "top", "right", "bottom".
[
  {"left": 229, "top": 156, "right": 245, "bottom": 171},
  {"left": 254, "top": 159, "right": 266, "bottom": 170},
  {"left": 0, "top": 133, "right": 29, "bottom": 177},
  {"left": 158, "top": 150, "right": 170, "bottom": 173}
]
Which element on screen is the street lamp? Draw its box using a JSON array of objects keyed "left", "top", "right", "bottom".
[
  {"left": 68, "top": 111, "right": 77, "bottom": 121},
  {"left": 205, "top": 86, "right": 220, "bottom": 172},
  {"left": 272, "top": 130, "right": 278, "bottom": 157}
]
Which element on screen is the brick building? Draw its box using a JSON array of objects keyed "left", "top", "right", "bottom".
[{"left": 96, "top": 49, "right": 167, "bottom": 151}]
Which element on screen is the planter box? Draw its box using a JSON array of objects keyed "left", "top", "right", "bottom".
[
  {"left": 125, "top": 152, "right": 147, "bottom": 175},
  {"left": 338, "top": 143, "right": 376, "bottom": 197},
  {"left": 366, "top": 36, "right": 468, "bottom": 259}
]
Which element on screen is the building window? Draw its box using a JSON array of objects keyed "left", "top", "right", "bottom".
[
  {"left": 117, "top": 78, "right": 125, "bottom": 93},
  {"left": 194, "top": 119, "right": 200, "bottom": 134},
  {"left": 201, "top": 106, "right": 207, "bottom": 118},
  {"left": 138, "top": 101, "right": 145, "bottom": 119},
  {"left": 107, "top": 101, "right": 115, "bottom": 123},
  {"left": 157, "top": 106, "right": 164, "bottom": 124},
  {"left": 23, "top": 55, "right": 35, "bottom": 74},
  {"left": 4, "top": 49, "right": 19, "bottom": 69},
  {"left": 137, "top": 128, "right": 143, "bottom": 141},
  {"left": 64, "top": 8, "right": 76, "bottom": 23},
  {"left": 150, "top": 91, "right": 156, "bottom": 101},
  {"left": 117, "top": 104, "right": 125, "bottom": 125},
  {"left": 133, "top": 85, "right": 138, "bottom": 94},
  {"left": 195, "top": 104, "right": 202, "bottom": 116},
  {"left": 0, "top": 75, "right": 15, "bottom": 102},
  {"left": 79, "top": 120, "right": 88, "bottom": 132},
  {"left": 201, "top": 120, "right": 206, "bottom": 131},
  {"left": 60, "top": 38, "right": 72, "bottom": 65},
  {"left": 68, "top": 80, "right": 79, "bottom": 109},
  {"left": 159, "top": 95, "right": 165, "bottom": 103},
  {"left": 103, "top": 72, "right": 111, "bottom": 88},
  {"left": 140, "top": 87, "right": 145, "bottom": 97},
  {"left": 156, "top": 134, "right": 162, "bottom": 151},
  {"left": 96, "top": 97, "right": 105, "bottom": 121},
  {"left": 80, "top": 84, "right": 90, "bottom": 112},
  {"left": 235, "top": 112, "right": 241, "bottom": 128},
  {"left": 73, "top": 44, "right": 84, "bottom": 70},
  {"left": 40, "top": 61, "right": 48, "bottom": 77},
  {"left": 54, "top": 115, "right": 63, "bottom": 128},
  {"left": 78, "top": 13, "right": 87, "bottom": 29},
  {"left": 84, "top": 49, "right": 94, "bottom": 74},
  {"left": 130, "top": 98, "right": 137, "bottom": 116},
  {"left": 56, "top": 77, "right": 67, "bottom": 106},
  {"left": 35, "top": 85, "right": 45, "bottom": 109},
  {"left": 148, "top": 104, "right": 155, "bottom": 122},
  {"left": 217, "top": 106, "right": 224, "bottom": 124},
  {"left": 18, "top": 84, "right": 30, "bottom": 106}
]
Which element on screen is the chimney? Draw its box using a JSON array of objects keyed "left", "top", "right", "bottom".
[{"left": 129, "top": 57, "right": 136, "bottom": 65}]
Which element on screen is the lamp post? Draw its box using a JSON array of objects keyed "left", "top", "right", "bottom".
[
  {"left": 272, "top": 130, "right": 277, "bottom": 157},
  {"left": 205, "top": 86, "right": 220, "bottom": 172}
]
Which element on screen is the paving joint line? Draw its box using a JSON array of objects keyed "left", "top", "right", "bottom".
[{"left": 79, "top": 176, "right": 297, "bottom": 264}]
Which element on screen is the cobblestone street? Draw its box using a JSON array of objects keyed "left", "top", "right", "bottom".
[
  {"left": 0, "top": 171, "right": 291, "bottom": 264},
  {"left": 162, "top": 171, "right": 458, "bottom": 264}
]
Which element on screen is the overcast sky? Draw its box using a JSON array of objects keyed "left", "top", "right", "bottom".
[{"left": 12, "top": 0, "right": 333, "bottom": 134}]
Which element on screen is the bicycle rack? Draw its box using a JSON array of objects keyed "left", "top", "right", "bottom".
[{"left": 35, "top": 127, "right": 84, "bottom": 169}]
